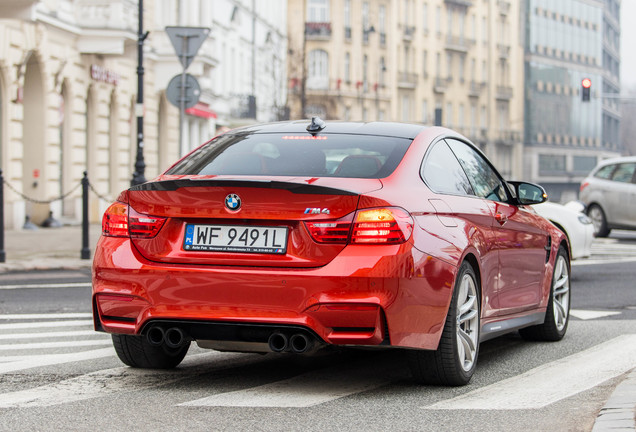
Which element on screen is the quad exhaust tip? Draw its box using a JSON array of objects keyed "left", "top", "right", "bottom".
[
  {"left": 268, "top": 331, "right": 314, "bottom": 354},
  {"left": 146, "top": 325, "right": 188, "bottom": 348}
]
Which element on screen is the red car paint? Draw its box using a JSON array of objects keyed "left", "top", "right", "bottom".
[{"left": 92, "top": 122, "right": 567, "bottom": 356}]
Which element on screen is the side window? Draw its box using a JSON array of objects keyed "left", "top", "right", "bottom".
[
  {"left": 446, "top": 138, "right": 508, "bottom": 202},
  {"left": 594, "top": 164, "right": 615, "bottom": 179},
  {"left": 421, "top": 141, "right": 474, "bottom": 195},
  {"left": 610, "top": 164, "right": 636, "bottom": 183}
]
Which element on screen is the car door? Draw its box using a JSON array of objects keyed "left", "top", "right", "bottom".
[
  {"left": 418, "top": 139, "right": 500, "bottom": 320},
  {"left": 446, "top": 139, "right": 548, "bottom": 315},
  {"left": 607, "top": 163, "right": 636, "bottom": 228}
]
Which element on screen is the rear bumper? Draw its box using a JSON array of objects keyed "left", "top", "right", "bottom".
[{"left": 92, "top": 236, "right": 457, "bottom": 350}]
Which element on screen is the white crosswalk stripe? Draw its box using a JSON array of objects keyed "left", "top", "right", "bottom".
[
  {"left": 573, "top": 237, "right": 636, "bottom": 265},
  {"left": 0, "top": 313, "right": 113, "bottom": 373}
]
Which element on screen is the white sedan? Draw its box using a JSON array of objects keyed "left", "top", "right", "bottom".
[{"left": 533, "top": 201, "right": 594, "bottom": 260}]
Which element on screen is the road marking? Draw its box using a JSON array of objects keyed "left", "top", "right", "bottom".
[
  {"left": 0, "top": 320, "right": 93, "bottom": 330},
  {"left": 0, "top": 352, "right": 257, "bottom": 407},
  {"left": 573, "top": 257, "right": 636, "bottom": 266},
  {"left": 179, "top": 367, "right": 389, "bottom": 408},
  {"left": 0, "top": 339, "right": 112, "bottom": 351},
  {"left": 0, "top": 347, "right": 115, "bottom": 374},
  {"left": 0, "top": 313, "right": 93, "bottom": 320},
  {"left": 570, "top": 310, "right": 621, "bottom": 320},
  {"left": 426, "top": 334, "right": 636, "bottom": 410},
  {"left": 0, "top": 330, "right": 98, "bottom": 341},
  {"left": 0, "top": 282, "right": 91, "bottom": 290}
]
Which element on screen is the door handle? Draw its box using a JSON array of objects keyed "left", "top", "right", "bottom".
[{"left": 495, "top": 213, "right": 508, "bottom": 225}]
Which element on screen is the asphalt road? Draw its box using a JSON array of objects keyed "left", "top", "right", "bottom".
[{"left": 0, "top": 234, "right": 634, "bottom": 431}]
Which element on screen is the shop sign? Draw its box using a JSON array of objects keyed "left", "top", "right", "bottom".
[{"left": 90, "top": 65, "right": 119, "bottom": 85}]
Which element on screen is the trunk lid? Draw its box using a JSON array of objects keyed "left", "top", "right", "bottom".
[{"left": 128, "top": 176, "right": 383, "bottom": 268}]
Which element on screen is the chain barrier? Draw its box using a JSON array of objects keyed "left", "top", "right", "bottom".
[{"left": 1, "top": 177, "right": 113, "bottom": 205}]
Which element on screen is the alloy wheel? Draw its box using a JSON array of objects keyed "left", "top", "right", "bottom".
[
  {"left": 456, "top": 273, "right": 479, "bottom": 372},
  {"left": 552, "top": 254, "right": 570, "bottom": 331}
]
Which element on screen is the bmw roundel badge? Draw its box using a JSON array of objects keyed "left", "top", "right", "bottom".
[{"left": 225, "top": 194, "right": 241, "bottom": 211}]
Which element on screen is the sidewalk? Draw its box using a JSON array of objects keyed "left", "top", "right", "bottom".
[
  {"left": 0, "top": 224, "right": 100, "bottom": 273},
  {"left": 0, "top": 224, "right": 633, "bottom": 431}
]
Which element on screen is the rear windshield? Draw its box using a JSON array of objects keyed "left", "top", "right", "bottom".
[{"left": 166, "top": 132, "right": 413, "bottom": 178}]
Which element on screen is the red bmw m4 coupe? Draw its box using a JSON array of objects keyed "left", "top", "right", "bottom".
[{"left": 92, "top": 119, "right": 570, "bottom": 385}]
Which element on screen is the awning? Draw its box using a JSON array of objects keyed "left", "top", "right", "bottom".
[{"left": 185, "top": 103, "right": 217, "bottom": 119}]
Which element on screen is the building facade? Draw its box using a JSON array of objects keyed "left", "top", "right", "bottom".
[
  {"left": 522, "top": 0, "right": 621, "bottom": 202},
  {"left": 287, "top": 0, "right": 525, "bottom": 179},
  {"left": 0, "top": 0, "right": 287, "bottom": 228}
]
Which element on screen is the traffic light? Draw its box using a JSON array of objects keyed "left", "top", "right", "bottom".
[{"left": 581, "top": 78, "right": 591, "bottom": 102}]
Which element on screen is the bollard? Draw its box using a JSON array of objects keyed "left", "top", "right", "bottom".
[
  {"left": 0, "top": 170, "right": 5, "bottom": 263},
  {"left": 81, "top": 171, "right": 90, "bottom": 260}
]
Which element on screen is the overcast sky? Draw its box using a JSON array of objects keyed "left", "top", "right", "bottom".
[{"left": 621, "top": 0, "right": 635, "bottom": 90}]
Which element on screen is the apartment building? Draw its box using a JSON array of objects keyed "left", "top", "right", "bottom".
[
  {"left": 287, "top": 0, "right": 524, "bottom": 179},
  {"left": 0, "top": 0, "right": 286, "bottom": 227},
  {"left": 522, "top": 0, "right": 621, "bottom": 202}
]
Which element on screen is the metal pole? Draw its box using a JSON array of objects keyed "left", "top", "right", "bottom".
[
  {"left": 0, "top": 170, "right": 5, "bottom": 263},
  {"left": 81, "top": 171, "right": 90, "bottom": 260},
  {"left": 179, "top": 35, "right": 187, "bottom": 157},
  {"left": 131, "top": 0, "right": 147, "bottom": 186}
]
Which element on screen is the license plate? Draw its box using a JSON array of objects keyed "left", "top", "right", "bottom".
[{"left": 183, "top": 224, "right": 288, "bottom": 254}]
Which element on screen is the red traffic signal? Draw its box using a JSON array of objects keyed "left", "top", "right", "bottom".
[{"left": 581, "top": 78, "right": 591, "bottom": 102}]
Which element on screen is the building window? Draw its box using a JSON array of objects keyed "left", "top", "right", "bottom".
[
  {"left": 344, "top": 52, "right": 351, "bottom": 83},
  {"left": 422, "top": 100, "right": 428, "bottom": 124},
  {"left": 363, "top": 55, "right": 368, "bottom": 91},
  {"left": 379, "top": 56, "right": 386, "bottom": 85},
  {"left": 539, "top": 154, "right": 566, "bottom": 175},
  {"left": 422, "top": 50, "right": 428, "bottom": 78},
  {"left": 379, "top": 5, "right": 386, "bottom": 44},
  {"left": 573, "top": 156, "right": 597, "bottom": 173},
  {"left": 402, "top": 96, "right": 410, "bottom": 122},
  {"left": 344, "top": 0, "right": 351, "bottom": 38},
  {"left": 307, "top": 0, "right": 329, "bottom": 22},
  {"left": 307, "top": 49, "right": 329, "bottom": 89}
]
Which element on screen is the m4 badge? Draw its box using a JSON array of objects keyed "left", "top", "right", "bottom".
[{"left": 304, "top": 208, "right": 331, "bottom": 215}]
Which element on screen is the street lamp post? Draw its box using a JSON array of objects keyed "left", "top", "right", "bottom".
[{"left": 131, "top": 0, "right": 149, "bottom": 186}]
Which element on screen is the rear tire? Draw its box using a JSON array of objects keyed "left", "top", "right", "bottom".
[
  {"left": 112, "top": 334, "right": 189, "bottom": 369},
  {"left": 519, "top": 246, "right": 570, "bottom": 341},
  {"left": 587, "top": 204, "right": 610, "bottom": 238},
  {"left": 408, "top": 261, "right": 480, "bottom": 386}
]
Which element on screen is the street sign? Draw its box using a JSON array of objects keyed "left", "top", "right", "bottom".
[
  {"left": 166, "top": 74, "right": 201, "bottom": 109},
  {"left": 165, "top": 26, "right": 210, "bottom": 70}
]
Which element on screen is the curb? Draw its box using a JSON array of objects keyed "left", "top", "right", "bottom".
[{"left": 593, "top": 368, "right": 636, "bottom": 431}]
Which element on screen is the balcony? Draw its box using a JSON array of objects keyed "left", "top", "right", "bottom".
[
  {"left": 76, "top": 0, "right": 137, "bottom": 55},
  {"left": 497, "top": 44, "right": 510, "bottom": 59},
  {"left": 305, "top": 22, "right": 332, "bottom": 40},
  {"left": 444, "top": 0, "right": 473, "bottom": 8},
  {"left": 403, "top": 26, "right": 416, "bottom": 42},
  {"left": 434, "top": 76, "right": 448, "bottom": 93},
  {"left": 445, "top": 35, "right": 474, "bottom": 52},
  {"left": 468, "top": 80, "right": 484, "bottom": 97},
  {"left": 495, "top": 129, "right": 521, "bottom": 144},
  {"left": 496, "top": 86, "right": 513, "bottom": 100},
  {"left": 398, "top": 71, "right": 418, "bottom": 89},
  {"left": 498, "top": 1, "right": 511, "bottom": 15}
]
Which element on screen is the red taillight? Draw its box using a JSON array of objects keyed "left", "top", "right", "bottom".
[
  {"left": 305, "top": 213, "right": 353, "bottom": 243},
  {"left": 102, "top": 202, "right": 129, "bottom": 237},
  {"left": 580, "top": 182, "right": 589, "bottom": 192},
  {"left": 351, "top": 208, "right": 413, "bottom": 244},
  {"left": 304, "top": 207, "right": 413, "bottom": 245},
  {"left": 102, "top": 202, "right": 166, "bottom": 238}
]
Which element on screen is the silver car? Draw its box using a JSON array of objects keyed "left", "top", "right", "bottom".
[{"left": 579, "top": 156, "right": 636, "bottom": 237}]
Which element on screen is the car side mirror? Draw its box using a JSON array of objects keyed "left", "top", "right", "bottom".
[{"left": 508, "top": 181, "right": 548, "bottom": 205}]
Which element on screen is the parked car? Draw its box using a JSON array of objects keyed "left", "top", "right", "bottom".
[
  {"left": 579, "top": 156, "right": 636, "bottom": 237},
  {"left": 533, "top": 201, "right": 594, "bottom": 260},
  {"left": 93, "top": 119, "right": 570, "bottom": 386}
]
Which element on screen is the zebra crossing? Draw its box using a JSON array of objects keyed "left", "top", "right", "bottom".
[
  {"left": 0, "top": 312, "right": 635, "bottom": 412},
  {"left": 573, "top": 236, "right": 636, "bottom": 266},
  {"left": 0, "top": 312, "right": 113, "bottom": 374}
]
